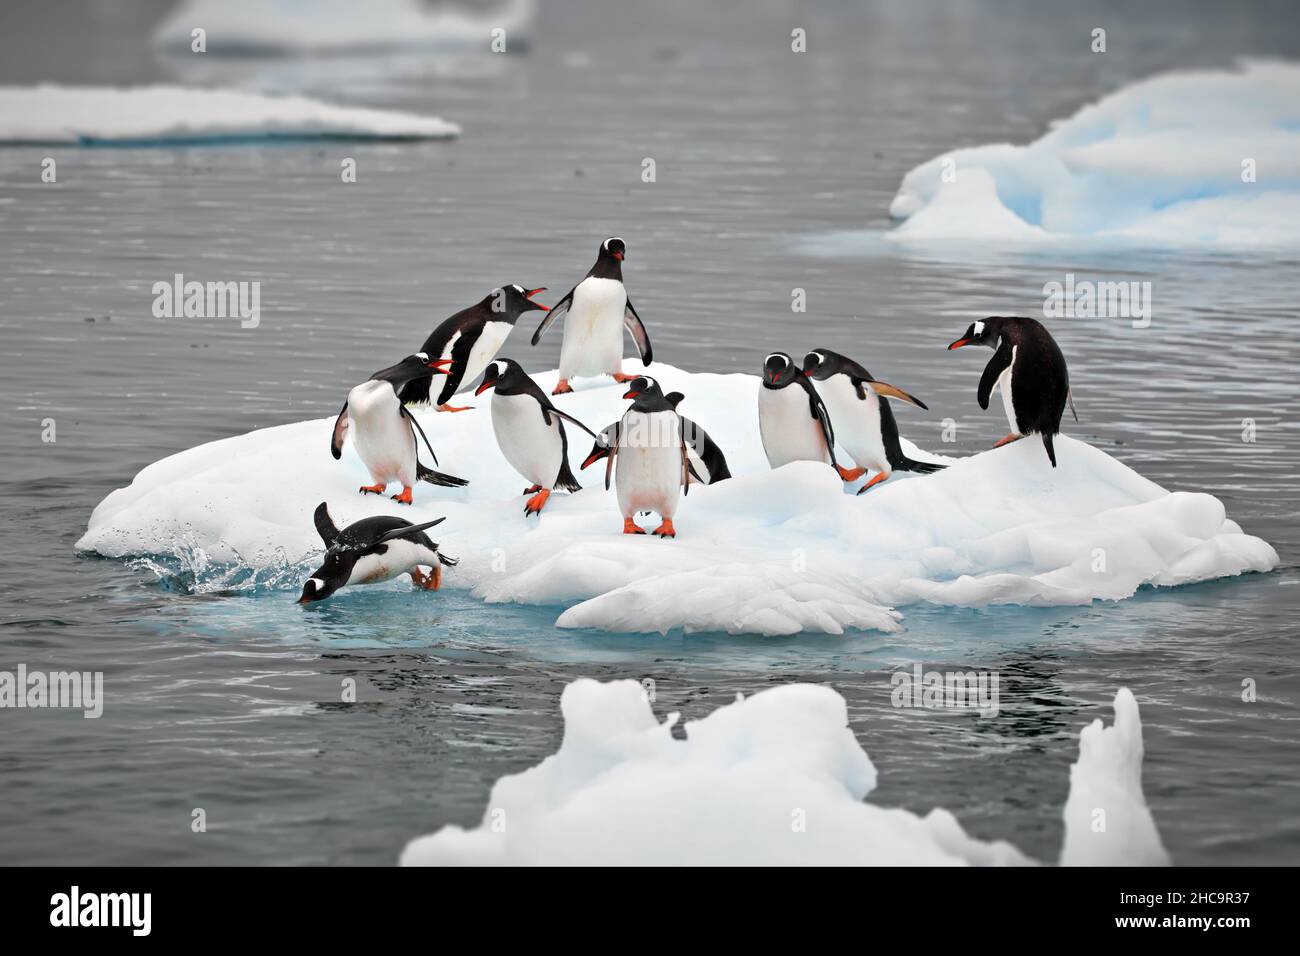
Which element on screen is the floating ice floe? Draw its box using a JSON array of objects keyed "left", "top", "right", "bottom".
[
  {"left": 152, "top": 0, "right": 535, "bottom": 55},
  {"left": 889, "top": 60, "right": 1300, "bottom": 247},
  {"left": 0, "top": 85, "right": 459, "bottom": 145},
  {"left": 399, "top": 678, "right": 1168, "bottom": 865},
  {"left": 76, "top": 364, "right": 1277, "bottom": 636}
]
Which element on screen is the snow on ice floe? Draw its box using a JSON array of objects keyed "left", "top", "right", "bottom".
[
  {"left": 889, "top": 60, "right": 1300, "bottom": 247},
  {"left": 0, "top": 85, "right": 459, "bottom": 145},
  {"left": 75, "top": 364, "right": 1278, "bottom": 636},
  {"left": 399, "top": 678, "right": 1168, "bottom": 865},
  {"left": 152, "top": 0, "right": 535, "bottom": 55}
]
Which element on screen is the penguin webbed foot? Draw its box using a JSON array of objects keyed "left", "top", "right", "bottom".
[
  {"left": 359, "top": 483, "right": 386, "bottom": 496},
  {"left": 522, "top": 484, "right": 543, "bottom": 495},
  {"left": 856, "top": 472, "right": 890, "bottom": 495},
  {"left": 524, "top": 488, "right": 551, "bottom": 516},
  {"left": 622, "top": 517, "right": 646, "bottom": 535},
  {"left": 835, "top": 464, "right": 866, "bottom": 482},
  {"left": 652, "top": 519, "right": 676, "bottom": 538},
  {"left": 437, "top": 404, "right": 474, "bottom": 413},
  {"left": 612, "top": 372, "right": 637, "bottom": 383},
  {"left": 391, "top": 487, "right": 414, "bottom": 505},
  {"left": 992, "top": 433, "right": 1024, "bottom": 449},
  {"left": 552, "top": 379, "right": 573, "bottom": 395}
]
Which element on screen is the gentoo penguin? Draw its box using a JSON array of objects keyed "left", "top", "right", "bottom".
[
  {"left": 399, "top": 284, "right": 550, "bottom": 412},
  {"left": 802, "top": 348, "right": 945, "bottom": 493},
  {"left": 474, "top": 358, "right": 601, "bottom": 516},
  {"left": 529, "top": 237, "right": 653, "bottom": 395},
  {"left": 605, "top": 375, "right": 696, "bottom": 537},
  {"left": 947, "top": 316, "right": 1076, "bottom": 467},
  {"left": 331, "top": 353, "right": 468, "bottom": 504},
  {"left": 297, "top": 502, "right": 457, "bottom": 604},
  {"left": 580, "top": 390, "right": 732, "bottom": 485},
  {"left": 758, "top": 352, "right": 864, "bottom": 481}
]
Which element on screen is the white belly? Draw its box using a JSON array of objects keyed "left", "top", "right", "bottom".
[
  {"left": 346, "top": 538, "right": 439, "bottom": 585},
  {"left": 559, "top": 277, "right": 626, "bottom": 378},
  {"left": 492, "top": 391, "right": 564, "bottom": 488},
  {"left": 616, "top": 409, "right": 682, "bottom": 517},
  {"left": 451, "top": 321, "right": 513, "bottom": 395},
  {"left": 997, "top": 345, "right": 1019, "bottom": 433},
  {"left": 818, "top": 375, "right": 889, "bottom": 473},
  {"left": 759, "top": 384, "right": 831, "bottom": 468},
  {"left": 349, "top": 380, "right": 415, "bottom": 486}
]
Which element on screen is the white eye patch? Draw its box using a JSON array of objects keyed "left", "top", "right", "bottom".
[
  {"left": 765, "top": 353, "right": 788, "bottom": 367},
  {"left": 512, "top": 284, "right": 524, "bottom": 293},
  {"left": 309, "top": 578, "right": 325, "bottom": 590},
  {"left": 494, "top": 360, "right": 508, "bottom": 376},
  {"left": 604, "top": 237, "right": 624, "bottom": 250},
  {"left": 973, "top": 321, "right": 985, "bottom": 336},
  {"left": 415, "top": 352, "right": 429, "bottom": 362},
  {"left": 808, "top": 351, "right": 824, "bottom": 366}
]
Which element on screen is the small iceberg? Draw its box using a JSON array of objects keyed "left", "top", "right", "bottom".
[
  {"left": 76, "top": 364, "right": 1278, "bottom": 636},
  {"left": 399, "top": 678, "right": 1168, "bottom": 865},
  {"left": 888, "top": 60, "right": 1300, "bottom": 248},
  {"left": 0, "top": 85, "right": 460, "bottom": 145}
]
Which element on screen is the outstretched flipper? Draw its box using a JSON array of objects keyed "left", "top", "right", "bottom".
[
  {"left": 313, "top": 502, "right": 341, "bottom": 547},
  {"left": 859, "top": 379, "right": 929, "bottom": 410},
  {"left": 977, "top": 341, "right": 1014, "bottom": 411},
  {"left": 370, "top": 516, "right": 447, "bottom": 549},
  {"left": 530, "top": 287, "right": 573, "bottom": 346},
  {"left": 330, "top": 402, "right": 349, "bottom": 459},
  {"left": 624, "top": 296, "right": 653, "bottom": 366},
  {"left": 417, "top": 461, "right": 469, "bottom": 488}
]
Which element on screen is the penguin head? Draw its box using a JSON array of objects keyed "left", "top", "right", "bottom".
[
  {"left": 801, "top": 349, "right": 846, "bottom": 381},
  {"left": 601, "top": 237, "right": 626, "bottom": 262},
  {"left": 621, "top": 375, "right": 663, "bottom": 401},
  {"left": 486, "top": 284, "right": 550, "bottom": 319},
  {"left": 296, "top": 559, "right": 348, "bottom": 605},
  {"left": 762, "top": 352, "right": 798, "bottom": 387},
  {"left": 374, "top": 352, "right": 446, "bottom": 388},
  {"left": 475, "top": 358, "right": 526, "bottom": 396},
  {"left": 948, "top": 318, "right": 1002, "bottom": 351}
]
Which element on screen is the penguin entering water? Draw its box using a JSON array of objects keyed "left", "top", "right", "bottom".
[
  {"left": 297, "top": 502, "right": 458, "bottom": 604},
  {"left": 400, "top": 284, "right": 550, "bottom": 412},
  {"left": 529, "top": 237, "right": 653, "bottom": 395},
  {"left": 604, "top": 375, "right": 698, "bottom": 537},
  {"left": 474, "top": 358, "right": 601, "bottom": 516},
  {"left": 802, "top": 348, "right": 945, "bottom": 493},
  {"left": 331, "top": 353, "right": 468, "bottom": 504},
  {"left": 947, "top": 316, "right": 1076, "bottom": 467},
  {"left": 581, "top": 390, "right": 732, "bottom": 485},
  {"left": 757, "top": 352, "right": 863, "bottom": 481}
]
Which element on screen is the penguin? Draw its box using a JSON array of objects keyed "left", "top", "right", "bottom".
[
  {"left": 399, "top": 284, "right": 550, "bottom": 412},
  {"left": 580, "top": 390, "right": 732, "bottom": 485},
  {"left": 604, "top": 375, "right": 697, "bottom": 537},
  {"left": 473, "top": 358, "right": 602, "bottom": 516},
  {"left": 757, "top": 352, "right": 863, "bottom": 481},
  {"left": 297, "top": 502, "right": 458, "bottom": 604},
  {"left": 529, "top": 237, "right": 653, "bottom": 395},
  {"left": 947, "top": 316, "right": 1076, "bottom": 467},
  {"left": 331, "top": 353, "right": 468, "bottom": 504},
  {"left": 801, "top": 348, "right": 945, "bottom": 493}
]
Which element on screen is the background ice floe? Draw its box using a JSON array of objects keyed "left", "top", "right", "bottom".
[
  {"left": 888, "top": 60, "right": 1300, "bottom": 247},
  {"left": 152, "top": 0, "right": 536, "bottom": 55},
  {"left": 76, "top": 364, "right": 1278, "bottom": 636},
  {"left": 399, "top": 678, "right": 1168, "bottom": 865},
  {"left": 0, "top": 85, "right": 460, "bottom": 145}
]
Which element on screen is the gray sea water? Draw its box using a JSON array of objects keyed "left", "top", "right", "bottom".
[{"left": 1, "top": 0, "right": 1298, "bottom": 865}]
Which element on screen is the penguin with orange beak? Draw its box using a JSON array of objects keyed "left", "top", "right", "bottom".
[
  {"left": 400, "top": 285, "right": 550, "bottom": 411},
  {"left": 603, "top": 375, "right": 698, "bottom": 538}
]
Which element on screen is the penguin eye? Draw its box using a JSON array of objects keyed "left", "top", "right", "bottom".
[{"left": 415, "top": 352, "right": 429, "bottom": 362}]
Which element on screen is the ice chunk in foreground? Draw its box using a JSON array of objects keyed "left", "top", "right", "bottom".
[
  {"left": 399, "top": 679, "right": 1166, "bottom": 866},
  {"left": 889, "top": 61, "right": 1300, "bottom": 247},
  {"left": 75, "top": 364, "right": 1277, "bottom": 636},
  {"left": 0, "top": 85, "right": 459, "bottom": 145}
]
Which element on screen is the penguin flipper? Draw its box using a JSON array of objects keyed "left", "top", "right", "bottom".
[
  {"left": 545, "top": 405, "right": 601, "bottom": 441},
  {"left": 1068, "top": 389, "right": 1078, "bottom": 423},
  {"left": 530, "top": 287, "right": 573, "bottom": 346},
  {"left": 416, "top": 461, "right": 469, "bottom": 487},
  {"left": 371, "top": 516, "right": 447, "bottom": 547},
  {"left": 624, "top": 297, "right": 653, "bottom": 366},
  {"left": 977, "top": 343, "right": 1013, "bottom": 411},
  {"left": 401, "top": 405, "right": 439, "bottom": 467},
  {"left": 330, "top": 402, "right": 349, "bottom": 459},
  {"left": 665, "top": 391, "right": 684, "bottom": 409},
  {"left": 435, "top": 332, "right": 478, "bottom": 406},
  {"left": 604, "top": 430, "right": 619, "bottom": 491},
  {"left": 865, "top": 379, "right": 929, "bottom": 411},
  {"left": 555, "top": 456, "right": 582, "bottom": 493},
  {"left": 313, "top": 502, "right": 341, "bottom": 547},
  {"left": 1042, "top": 431, "right": 1058, "bottom": 468},
  {"left": 806, "top": 387, "right": 839, "bottom": 468}
]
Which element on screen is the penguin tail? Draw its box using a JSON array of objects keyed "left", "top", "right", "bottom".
[
  {"left": 399, "top": 376, "right": 433, "bottom": 406},
  {"left": 555, "top": 457, "right": 583, "bottom": 493},
  {"left": 417, "top": 461, "right": 469, "bottom": 487},
  {"left": 897, "top": 456, "right": 946, "bottom": 475},
  {"left": 1042, "top": 431, "right": 1058, "bottom": 468},
  {"left": 437, "top": 552, "right": 459, "bottom": 568}
]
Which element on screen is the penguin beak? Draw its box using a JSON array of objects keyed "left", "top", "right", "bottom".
[
  {"left": 947, "top": 337, "right": 973, "bottom": 350},
  {"left": 580, "top": 448, "right": 606, "bottom": 469},
  {"left": 802, "top": 369, "right": 812, "bottom": 377},
  {"left": 613, "top": 251, "right": 624, "bottom": 261},
  {"left": 427, "top": 358, "right": 453, "bottom": 372},
  {"left": 526, "top": 288, "right": 550, "bottom": 311},
  {"left": 475, "top": 380, "right": 496, "bottom": 396},
  {"left": 622, "top": 389, "right": 640, "bottom": 399}
]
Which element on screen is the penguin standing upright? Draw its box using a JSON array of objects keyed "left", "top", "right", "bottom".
[
  {"left": 297, "top": 502, "right": 457, "bottom": 604},
  {"left": 580, "top": 390, "right": 732, "bottom": 485},
  {"left": 757, "top": 352, "right": 864, "bottom": 481},
  {"left": 331, "top": 353, "right": 468, "bottom": 504},
  {"left": 530, "top": 237, "right": 653, "bottom": 395},
  {"left": 400, "top": 284, "right": 550, "bottom": 412},
  {"left": 947, "top": 316, "right": 1076, "bottom": 466},
  {"left": 474, "top": 358, "right": 601, "bottom": 516},
  {"left": 802, "top": 348, "right": 945, "bottom": 493},
  {"left": 605, "top": 375, "right": 696, "bottom": 537}
]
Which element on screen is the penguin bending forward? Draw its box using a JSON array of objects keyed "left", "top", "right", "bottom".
[
  {"left": 400, "top": 284, "right": 550, "bottom": 412},
  {"left": 298, "top": 502, "right": 458, "bottom": 604},
  {"left": 802, "top": 348, "right": 945, "bottom": 493},
  {"left": 758, "top": 352, "right": 864, "bottom": 481},
  {"left": 529, "top": 237, "right": 653, "bottom": 395},
  {"left": 331, "top": 353, "right": 468, "bottom": 504},
  {"left": 605, "top": 375, "right": 698, "bottom": 537},
  {"left": 947, "top": 316, "right": 1076, "bottom": 467},
  {"left": 581, "top": 390, "right": 732, "bottom": 485},
  {"left": 475, "top": 358, "right": 601, "bottom": 516}
]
